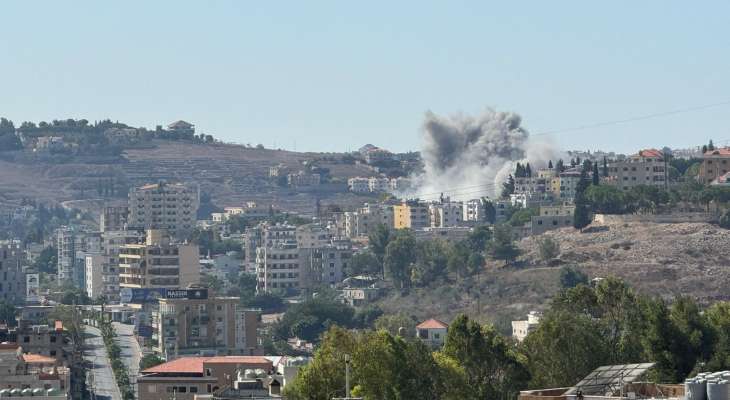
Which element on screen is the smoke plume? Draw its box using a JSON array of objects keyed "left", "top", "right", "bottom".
[{"left": 409, "top": 108, "right": 559, "bottom": 200}]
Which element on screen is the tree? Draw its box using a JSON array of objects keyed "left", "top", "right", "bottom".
[
  {"left": 548, "top": 160, "right": 554, "bottom": 169},
  {"left": 592, "top": 162, "right": 600, "bottom": 185},
  {"left": 525, "top": 162, "right": 532, "bottom": 178},
  {"left": 284, "top": 326, "right": 358, "bottom": 400},
  {"left": 537, "top": 236, "right": 560, "bottom": 262},
  {"left": 481, "top": 198, "right": 497, "bottom": 224},
  {"left": 368, "top": 224, "right": 391, "bottom": 276},
  {"left": 140, "top": 354, "right": 165, "bottom": 370},
  {"left": 374, "top": 312, "right": 416, "bottom": 337},
  {"left": 509, "top": 207, "right": 538, "bottom": 227},
  {"left": 465, "top": 224, "right": 491, "bottom": 252},
  {"left": 345, "top": 251, "right": 381, "bottom": 277},
  {"left": 709, "top": 139, "right": 716, "bottom": 151},
  {"left": 556, "top": 159, "right": 565, "bottom": 172},
  {"left": 573, "top": 169, "right": 592, "bottom": 230},
  {"left": 558, "top": 266, "right": 588, "bottom": 288},
  {"left": 704, "top": 302, "right": 730, "bottom": 371},
  {"left": 273, "top": 297, "right": 355, "bottom": 342},
  {"left": 487, "top": 224, "right": 520, "bottom": 266},
  {"left": 442, "top": 314, "right": 529, "bottom": 400},
  {"left": 522, "top": 311, "right": 609, "bottom": 388},
  {"left": 383, "top": 230, "right": 417, "bottom": 288},
  {"left": 584, "top": 185, "right": 630, "bottom": 214},
  {"left": 501, "top": 174, "right": 515, "bottom": 198},
  {"left": 603, "top": 156, "right": 609, "bottom": 177},
  {"left": 719, "top": 210, "right": 730, "bottom": 229}
]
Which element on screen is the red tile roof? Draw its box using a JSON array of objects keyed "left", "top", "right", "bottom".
[
  {"left": 142, "top": 356, "right": 272, "bottom": 374},
  {"left": 705, "top": 147, "right": 730, "bottom": 156},
  {"left": 636, "top": 149, "right": 664, "bottom": 159},
  {"left": 417, "top": 318, "right": 448, "bottom": 329},
  {"left": 23, "top": 353, "right": 57, "bottom": 364}
]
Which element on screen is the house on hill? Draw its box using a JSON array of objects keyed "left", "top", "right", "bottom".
[{"left": 416, "top": 318, "right": 448, "bottom": 347}]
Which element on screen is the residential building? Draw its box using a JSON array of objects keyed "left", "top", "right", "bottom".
[
  {"left": 530, "top": 205, "right": 575, "bottom": 235},
  {"left": 494, "top": 200, "right": 512, "bottom": 223},
  {"left": 463, "top": 199, "right": 488, "bottom": 223},
  {"left": 0, "top": 241, "right": 25, "bottom": 304},
  {"left": 300, "top": 246, "right": 349, "bottom": 288},
  {"left": 416, "top": 318, "right": 448, "bottom": 348},
  {"left": 84, "top": 254, "right": 106, "bottom": 300},
  {"left": 605, "top": 149, "right": 667, "bottom": 190},
  {"left": 11, "top": 320, "right": 68, "bottom": 363},
  {"left": 341, "top": 287, "right": 381, "bottom": 307},
  {"left": 393, "top": 200, "right": 429, "bottom": 229},
  {"left": 92, "top": 229, "right": 145, "bottom": 301},
  {"left": 153, "top": 293, "right": 260, "bottom": 358},
  {"left": 347, "top": 177, "right": 370, "bottom": 193},
  {"left": 389, "top": 177, "right": 411, "bottom": 192},
  {"left": 514, "top": 176, "right": 549, "bottom": 194},
  {"left": 118, "top": 230, "right": 200, "bottom": 290},
  {"left": 343, "top": 203, "right": 393, "bottom": 238},
  {"left": 56, "top": 226, "right": 95, "bottom": 286},
  {"left": 511, "top": 311, "right": 542, "bottom": 342},
  {"left": 287, "top": 171, "right": 320, "bottom": 187},
  {"left": 413, "top": 226, "right": 472, "bottom": 242},
  {"left": 548, "top": 169, "right": 582, "bottom": 199},
  {"left": 99, "top": 205, "right": 129, "bottom": 232},
  {"left": 711, "top": 171, "right": 730, "bottom": 186},
  {"left": 0, "top": 343, "right": 70, "bottom": 399},
  {"left": 700, "top": 147, "right": 730, "bottom": 184},
  {"left": 429, "top": 199, "right": 463, "bottom": 227},
  {"left": 167, "top": 120, "right": 195, "bottom": 135},
  {"left": 127, "top": 182, "right": 200, "bottom": 239},
  {"left": 296, "top": 224, "right": 332, "bottom": 249},
  {"left": 255, "top": 242, "right": 300, "bottom": 293},
  {"left": 363, "top": 147, "right": 393, "bottom": 164},
  {"left": 138, "top": 356, "right": 273, "bottom": 400},
  {"left": 368, "top": 177, "right": 390, "bottom": 192}
]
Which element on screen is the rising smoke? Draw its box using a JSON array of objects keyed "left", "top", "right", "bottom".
[{"left": 408, "top": 108, "right": 560, "bottom": 200}]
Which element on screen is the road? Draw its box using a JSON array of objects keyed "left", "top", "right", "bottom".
[
  {"left": 83, "top": 325, "right": 121, "bottom": 400},
  {"left": 113, "top": 322, "right": 142, "bottom": 399}
]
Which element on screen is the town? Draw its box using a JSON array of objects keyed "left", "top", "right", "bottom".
[
  {"left": 3, "top": 3, "right": 730, "bottom": 400},
  {"left": 1, "top": 113, "right": 730, "bottom": 400}
]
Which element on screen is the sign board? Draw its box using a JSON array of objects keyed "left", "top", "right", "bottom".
[
  {"left": 120, "top": 288, "right": 168, "bottom": 304},
  {"left": 26, "top": 273, "right": 40, "bottom": 303},
  {"left": 165, "top": 288, "right": 208, "bottom": 300}
]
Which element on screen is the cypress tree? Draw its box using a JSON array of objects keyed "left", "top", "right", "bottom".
[
  {"left": 592, "top": 162, "right": 600, "bottom": 185},
  {"left": 602, "top": 156, "right": 609, "bottom": 177}
]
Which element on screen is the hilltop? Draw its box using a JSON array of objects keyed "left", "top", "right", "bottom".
[{"left": 375, "top": 219, "right": 730, "bottom": 333}]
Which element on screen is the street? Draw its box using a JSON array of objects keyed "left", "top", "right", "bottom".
[
  {"left": 83, "top": 325, "right": 122, "bottom": 400},
  {"left": 113, "top": 322, "right": 142, "bottom": 399}
]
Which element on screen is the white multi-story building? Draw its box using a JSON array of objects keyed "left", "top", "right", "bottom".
[
  {"left": 56, "top": 226, "right": 100, "bottom": 287},
  {"left": 84, "top": 229, "right": 144, "bottom": 300},
  {"left": 429, "top": 200, "right": 463, "bottom": 227},
  {"left": 127, "top": 182, "right": 200, "bottom": 239},
  {"left": 462, "top": 199, "right": 487, "bottom": 223},
  {"left": 347, "top": 177, "right": 370, "bottom": 193},
  {"left": 368, "top": 177, "right": 390, "bottom": 192},
  {"left": 343, "top": 204, "right": 393, "bottom": 238}
]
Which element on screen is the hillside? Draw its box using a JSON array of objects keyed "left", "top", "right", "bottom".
[
  {"left": 0, "top": 140, "right": 380, "bottom": 215},
  {"left": 376, "top": 220, "right": 730, "bottom": 334}
]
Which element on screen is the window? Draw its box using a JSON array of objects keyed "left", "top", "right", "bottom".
[
  {"left": 23, "top": 336, "right": 30, "bottom": 343},
  {"left": 205, "top": 368, "right": 212, "bottom": 376},
  {"left": 166, "top": 387, "right": 175, "bottom": 393},
  {"left": 50, "top": 350, "right": 56, "bottom": 356},
  {"left": 50, "top": 336, "right": 57, "bottom": 343},
  {"left": 177, "top": 387, "right": 187, "bottom": 393},
  {"left": 190, "top": 387, "right": 198, "bottom": 393},
  {"left": 207, "top": 384, "right": 212, "bottom": 393}
]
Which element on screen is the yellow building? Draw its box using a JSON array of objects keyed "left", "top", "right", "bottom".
[{"left": 393, "top": 200, "right": 429, "bottom": 229}]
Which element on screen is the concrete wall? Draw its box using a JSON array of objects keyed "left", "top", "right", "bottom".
[{"left": 593, "top": 212, "right": 717, "bottom": 225}]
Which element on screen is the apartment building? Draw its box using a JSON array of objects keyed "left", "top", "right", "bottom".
[
  {"left": 138, "top": 356, "right": 272, "bottom": 400},
  {"left": 118, "top": 230, "right": 200, "bottom": 290},
  {"left": 127, "top": 182, "right": 200, "bottom": 239},
  {"left": 99, "top": 205, "right": 129, "bottom": 232},
  {"left": 0, "top": 241, "right": 25, "bottom": 304},
  {"left": 548, "top": 169, "right": 582, "bottom": 199},
  {"left": 462, "top": 199, "right": 487, "bottom": 223},
  {"left": 700, "top": 147, "right": 730, "bottom": 184},
  {"left": 0, "top": 343, "right": 70, "bottom": 399},
  {"left": 56, "top": 226, "right": 101, "bottom": 286},
  {"left": 368, "top": 177, "right": 390, "bottom": 192},
  {"left": 287, "top": 171, "right": 320, "bottom": 187},
  {"left": 300, "top": 246, "right": 349, "bottom": 288},
  {"left": 12, "top": 320, "right": 68, "bottom": 363},
  {"left": 153, "top": 293, "right": 259, "bottom": 358},
  {"left": 605, "top": 149, "right": 667, "bottom": 190},
  {"left": 393, "top": 200, "right": 429, "bottom": 229},
  {"left": 347, "top": 177, "right": 370, "bottom": 193},
  {"left": 429, "top": 200, "right": 463, "bottom": 227},
  {"left": 530, "top": 205, "right": 575, "bottom": 235},
  {"left": 343, "top": 203, "right": 393, "bottom": 238},
  {"left": 255, "top": 242, "right": 301, "bottom": 293}
]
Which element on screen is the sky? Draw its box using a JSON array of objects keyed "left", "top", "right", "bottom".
[{"left": 1, "top": 1, "right": 729, "bottom": 154}]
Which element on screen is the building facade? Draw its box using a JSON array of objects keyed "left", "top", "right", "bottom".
[
  {"left": 0, "top": 241, "right": 25, "bottom": 304},
  {"left": 127, "top": 182, "right": 200, "bottom": 239},
  {"left": 118, "top": 230, "right": 199, "bottom": 290},
  {"left": 605, "top": 149, "right": 667, "bottom": 190},
  {"left": 393, "top": 200, "right": 429, "bottom": 229},
  {"left": 700, "top": 148, "right": 730, "bottom": 184}
]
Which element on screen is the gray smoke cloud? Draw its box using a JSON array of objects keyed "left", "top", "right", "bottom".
[{"left": 408, "top": 108, "right": 560, "bottom": 200}]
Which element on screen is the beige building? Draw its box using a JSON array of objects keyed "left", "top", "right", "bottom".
[
  {"left": 138, "top": 356, "right": 272, "bottom": 400},
  {"left": 343, "top": 203, "right": 393, "bottom": 238},
  {"left": 0, "top": 241, "right": 25, "bottom": 304},
  {"left": 416, "top": 318, "right": 448, "bottom": 348},
  {"left": 99, "top": 205, "right": 129, "bottom": 232},
  {"left": 530, "top": 205, "right": 575, "bottom": 235},
  {"left": 511, "top": 311, "right": 542, "bottom": 342},
  {"left": 699, "top": 147, "right": 730, "bottom": 184},
  {"left": 605, "top": 149, "right": 667, "bottom": 190},
  {"left": 127, "top": 182, "right": 199, "bottom": 239},
  {"left": 429, "top": 200, "right": 463, "bottom": 227},
  {"left": 0, "top": 343, "right": 69, "bottom": 399},
  {"left": 548, "top": 170, "right": 582, "bottom": 199},
  {"left": 153, "top": 294, "right": 259, "bottom": 358},
  {"left": 118, "top": 230, "right": 199, "bottom": 290}
]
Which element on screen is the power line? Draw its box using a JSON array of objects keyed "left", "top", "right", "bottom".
[{"left": 533, "top": 100, "right": 730, "bottom": 137}]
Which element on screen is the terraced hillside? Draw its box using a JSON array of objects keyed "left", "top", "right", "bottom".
[{"left": 0, "top": 140, "right": 379, "bottom": 215}]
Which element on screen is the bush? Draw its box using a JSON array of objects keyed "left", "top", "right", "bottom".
[{"left": 537, "top": 237, "right": 560, "bottom": 262}]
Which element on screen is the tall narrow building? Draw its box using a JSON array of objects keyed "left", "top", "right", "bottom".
[{"left": 127, "top": 182, "right": 200, "bottom": 239}]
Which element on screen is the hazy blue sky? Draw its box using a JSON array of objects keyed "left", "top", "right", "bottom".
[{"left": 1, "top": 1, "right": 729, "bottom": 153}]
